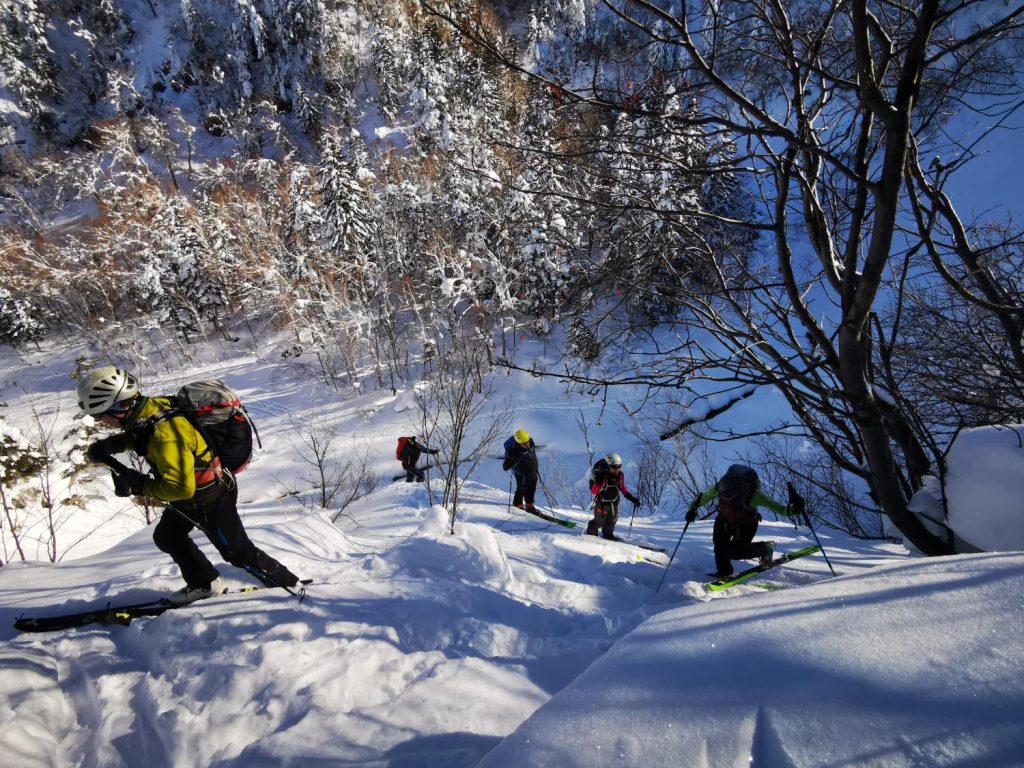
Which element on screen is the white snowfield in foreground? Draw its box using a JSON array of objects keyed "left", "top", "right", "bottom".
[
  {"left": 1, "top": 342, "right": 1021, "bottom": 767},
  {"left": 2, "top": 486, "right": 1021, "bottom": 767},
  {"left": 480, "top": 551, "right": 1024, "bottom": 768}
]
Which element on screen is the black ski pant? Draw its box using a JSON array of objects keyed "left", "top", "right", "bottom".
[
  {"left": 153, "top": 480, "right": 298, "bottom": 589},
  {"left": 712, "top": 515, "right": 772, "bottom": 576},
  {"left": 402, "top": 448, "right": 424, "bottom": 482},
  {"left": 512, "top": 471, "right": 537, "bottom": 507},
  {"left": 586, "top": 499, "right": 620, "bottom": 539}
]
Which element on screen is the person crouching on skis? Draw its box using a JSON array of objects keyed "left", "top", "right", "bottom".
[
  {"left": 587, "top": 452, "right": 640, "bottom": 540},
  {"left": 685, "top": 463, "right": 801, "bottom": 578},
  {"left": 77, "top": 366, "right": 301, "bottom": 604}
]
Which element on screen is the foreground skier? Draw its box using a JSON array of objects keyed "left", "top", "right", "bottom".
[
  {"left": 77, "top": 366, "right": 300, "bottom": 603},
  {"left": 686, "top": 464, "right": 803, "bottom": 579}
]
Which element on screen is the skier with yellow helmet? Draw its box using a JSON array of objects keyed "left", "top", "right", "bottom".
[{"left": 502, "top": 428, "right": 539, "bottom": 512}]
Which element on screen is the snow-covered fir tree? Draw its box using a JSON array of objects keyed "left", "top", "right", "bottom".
[
  {"left": 0, "top": 287, "right": 47, "bottom": 347},
  {"left": 501, "top": 89, "right": 581, "bottom": 318},
  {"left": 282, "top": 165, "right": 323, "bottom": 282},
  {"left": 0, "top": 0, "right": 59, "bottom": 134},
  {"left": 598, "top": 90, "right": 712, "bottom": 320},
  {"left": 315, "top": 128, "right": 375, "bottom": 285}
]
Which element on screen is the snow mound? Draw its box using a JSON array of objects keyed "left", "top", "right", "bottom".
[
  {"left": 384, "top": 506, "right": 513, "bottom": 586},
  {"left": 910, "top": 424, "right": 1024, "bottom": 552},
  {"left": 480, "top": 552, "right": 1024, "bottom": 768},
  {"left": 945, "top": 426, "right": 1024, "bottom": 552}
]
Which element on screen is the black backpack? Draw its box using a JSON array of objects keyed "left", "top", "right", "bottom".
[
  {"left": 590, "top": 458, "right": 620, "bottom": 501},
  {"left": 716, "top": 464, "right": 759, "bottom": 522},
  {"left": 154, "top": 380, "right": 261, "bottom": 473}
]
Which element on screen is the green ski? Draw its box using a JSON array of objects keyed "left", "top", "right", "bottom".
[{"left": 704, "top": 545, "right": 821, "bottom": 592}]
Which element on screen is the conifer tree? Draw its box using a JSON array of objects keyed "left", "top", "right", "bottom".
[
  {"left": 0, "top": 288, "right": 46, "bottom": 346},
  {"left": 0, "top": 0, "right": 59, "bottom": 133},
  {"left": 316, "top": 129, "right": 374, "bottom": 273},
  {"left": 283, "top": 166, "right": 323, "bottom": 282}
]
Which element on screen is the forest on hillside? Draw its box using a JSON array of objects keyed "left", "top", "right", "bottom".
[{"left": 1, "top": 0, "right": 1022, "bottom": 555}]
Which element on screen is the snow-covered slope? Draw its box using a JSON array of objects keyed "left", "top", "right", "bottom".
[
  {"left": 1, "top": 339, "right": 1020, "bottom": 767},
  {"left": 1, "top": 471, "right": 909, "bottom": 767},
  {"left": 4, "top": 479, "right": 1021, "bottom": 767},
  {"left": 481, "top": 552, "right": 1024, "bottom": 768}
]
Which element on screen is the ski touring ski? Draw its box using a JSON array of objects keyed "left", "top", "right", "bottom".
[
  {"left": 704, "top": 545, "right": 821, "bottom": 592},
  {"left": 519, "top": 505, "right": 577, "bottom": 529},
  {"left": 618, "top": 538, "right": 668, "bottom": 555},
  {"left": 391, "top": 463, "right": 443, "bottom": 481},
  {"left": 14, "top": 580, "right": 313, "bottom": 634}
]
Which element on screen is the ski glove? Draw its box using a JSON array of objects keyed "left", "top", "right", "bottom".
[
  {"left": 786, "top": 482, "right": 807, "bottom": 520},
  {"left": 87, "top": 437, "right": 121, "bottom": 465},
  {"left": 685, "top": 502, "right": 699, "bottom": 523},
  {"left": 625, "top": 493, "right": 640, "bottom": 508},
  {"left": 112, "top": 468, "right": 147, "bottom": 497}
]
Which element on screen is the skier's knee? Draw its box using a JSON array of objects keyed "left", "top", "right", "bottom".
[{"left": 152, "top": 527, "right": 176, "bottom": 554}]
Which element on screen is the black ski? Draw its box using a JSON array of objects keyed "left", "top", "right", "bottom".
[
  {"left": 617, "top": 538, "right": 668, "bottom": 555},
  {"left": 521, "top": 505, "right": 577, "bottom": 529},
  {"left": 704, "top": 545, "right": 821, "bottom": 592},
  {"left": 14, "top": 580, "right": 312, "bottom": 634},
  {"left": 392, "top": 464, "right": 437, "bottom": 481}
]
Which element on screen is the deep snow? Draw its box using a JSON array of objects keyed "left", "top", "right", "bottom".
[{"left": 0, "top": 338, "right": 1021, "bottom": 767}]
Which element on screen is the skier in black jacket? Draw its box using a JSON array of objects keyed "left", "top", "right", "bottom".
[
  {"left": 398, "top": 436, "right": 439, "bottom": 482},
  {"left": 685, "top": 464, "right": 798, "bottom": 578},
  {"left": 587, "top": 452, "right": 640, "bottom": 540},
  {"left": 502, "top": 429, "right": 539, "bottom": 511}
]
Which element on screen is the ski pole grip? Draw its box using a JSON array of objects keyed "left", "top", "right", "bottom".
[{"left": 89, "top": 444, "right": 131, "bottom": 475}]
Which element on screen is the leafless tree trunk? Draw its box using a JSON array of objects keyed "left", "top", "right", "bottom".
[
  {"left": 416, "top": 327, "right": 511, "bottom": 533},
  {"left": 0, "top": 482, "right": 27, "bottom": 563},
  {"left": 289, "top": 417, "right": 377, "bottom": 513}
]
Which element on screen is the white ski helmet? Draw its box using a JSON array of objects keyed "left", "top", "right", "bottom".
[
  {"left": 605, "top": 452, "right": 622, "bottom": 467},
  {"left": 76, "top": 366, "right": 140, "bottom": 415}
]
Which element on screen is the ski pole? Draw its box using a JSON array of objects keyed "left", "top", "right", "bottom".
[
  {"left": 788, "top": 482, "right": 836, "bottom": 576},
  {"left": 803, "top": 515, "right": 837, "bottom": 576},
  {"left": 537, "top": 468, "right": 558, "bottom": 512},
  {"left": 656, "top": 520, "right": 690, "bottom": 593}
]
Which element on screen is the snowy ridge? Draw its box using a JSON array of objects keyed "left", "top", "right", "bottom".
[{"left": 480, "top": 552, "right": 1024, "bottom": 768}]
